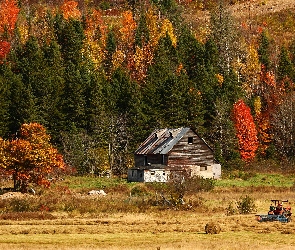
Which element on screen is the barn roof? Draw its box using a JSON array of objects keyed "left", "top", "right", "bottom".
[{"left": 135, "top": 127, "right": 191, "bottom": 155}]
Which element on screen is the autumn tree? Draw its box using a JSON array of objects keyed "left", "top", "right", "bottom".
[
  {"left": 0, "top": 0, "right": 19, "bottom": 38},
  {"left": 232, "top": 99, "right": 258, "bottom": 161},
  {"left": 60, "top": 0, "right": 81, "bottom": 20},
  {"left": 0, "top": 0, "right": 20, "bottom": 60},
  {"left": 2, "top": 123, "right": 66, "bottom": 192},
  {"left": 270, "top": 91, "right": 295, "bottom": 158}
]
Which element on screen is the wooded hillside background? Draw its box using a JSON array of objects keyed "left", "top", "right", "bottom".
[{"left": 1, "top": 0, "right": 295, "bottom": 175}]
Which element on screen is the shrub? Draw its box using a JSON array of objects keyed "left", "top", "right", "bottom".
[
  {"left": 226, "top": 201, "right": 237, "bottom": 216},
  {"left": 130, "top": 184, "right": 150, "bottom": 197},
  {"left": 237, "top": 195, "right": 257, "bottom": 214},
  {"left": 9, "top": 198, "right": 32, "bottom": 212},
  {"left": 205, "top": 222, "right": 221, "bottom": 234}
]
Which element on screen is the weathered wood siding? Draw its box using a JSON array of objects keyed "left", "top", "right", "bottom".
[{"left": 167, "top": 129, "right": 214, "bottom": 168}]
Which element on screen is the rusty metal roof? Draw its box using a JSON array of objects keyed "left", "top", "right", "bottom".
[{"left": 135, "top": 127, "right": 190, "bottom": 155}]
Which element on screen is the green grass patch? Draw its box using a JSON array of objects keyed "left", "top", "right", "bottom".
[
  {"left": 61, "top": 176, "right": 134, "bottom": 191},
  {"left": 217, "top": 173, "right": 295, "bottom": 188}
]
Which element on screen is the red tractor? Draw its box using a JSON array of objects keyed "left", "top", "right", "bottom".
[{"left": 256, "top": 200, "right": 292, "bottom": 223}]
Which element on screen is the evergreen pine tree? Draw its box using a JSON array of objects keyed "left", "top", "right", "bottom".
[
  {"left": 257, "top": 30, "right": 271, "bottom": 71},
  {"left": 0, "top": 63, "right": 11, "bottom": 136},
  {"left": 277, "top": 45, "right": 294, "bottom": 86},
  {"left": 135, "top": 11, "right": 149, "bottom": 48}
]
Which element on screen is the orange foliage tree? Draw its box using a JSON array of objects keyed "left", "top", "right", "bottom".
[
  {"left": 1, "top": 123, "right": 66, "bottom": 192},
  {"left": 0, "top": 0, "right": 19, "bottom": 60},
  {"left": 232, "top": 99, "right": 258, "bottom": 161},
  {"left": 0, "top": 0, "right": 19, "bottom": 36},
  {"left": 60, "top": 0, "right": 81, "bottom": 20}
]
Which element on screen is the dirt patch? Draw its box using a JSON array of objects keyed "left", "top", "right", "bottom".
[
  {"left": 230, "top": 0, "right": 295, "bottom": 18},
  {"left": 0, "top": 192, "right": 32, "bottom": 200}
]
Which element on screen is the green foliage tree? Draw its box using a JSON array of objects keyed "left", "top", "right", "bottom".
[
  {"left": 277, "top": 45, "right": 295, "bottom": 87},
  {"left": 0, "top": 63, "right": 11, "bottom": 136},
  {"left": 135, "top": 11, "right": 149, "bottom": 48},
  {"left": 257, "top": 30, "right": 271, "bottom": 71}
]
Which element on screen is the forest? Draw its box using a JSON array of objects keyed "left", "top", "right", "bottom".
[{"left": 0, "top": 0, "right": 295, "bottom": 178}]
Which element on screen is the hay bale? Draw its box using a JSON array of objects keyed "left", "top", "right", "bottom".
[{"left": 205, "top": 222, "right": 221, "bottom": 234}]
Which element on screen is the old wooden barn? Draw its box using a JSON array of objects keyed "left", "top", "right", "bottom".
[{"left": 127, "top": 127, "right": 221, "bottom": 182}]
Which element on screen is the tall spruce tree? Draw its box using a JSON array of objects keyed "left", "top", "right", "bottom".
[
  {"left": 135, "top": 11, "right": 150, "bottom": 48},
  {"left": 277, "top": 46, "right": 294, "bottom": 86},
  {"left": 144, "top": 33, "right": 205, "bottom": 131},
  {"left": 54, "top": 16, "right": 87, "bottom": 129},
  {"left": 41, "top": 40, "right": 65, "bottom": 141},
  {"left": 0, "top": 63, "right": 11, "bottom": 136},
  {"left": 257, "top": 30, "right": 271, "bottom": 71}
]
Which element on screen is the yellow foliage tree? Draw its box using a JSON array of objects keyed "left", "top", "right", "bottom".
[
  {"left": 83, "top": 9, "right": 107, "bottom": 69},
  {"left": 131, "top": 44, "right": 154, "bottom": 82},
  {"left": 146, "top": 9, "right": 160, "bottom": 48},
  {"left": 242, "top": 44, "right": 261, "bottom": 95},
  {"left": 160, "top": 19, "right": 177, "bottom": 47}
]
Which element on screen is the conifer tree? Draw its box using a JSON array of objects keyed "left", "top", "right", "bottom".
[
  {"left": 135, "top": 11, "right": 149, "bottom": 48},
  {"left": 0, "top": 63, "right": 11, "bottom": 136},
  {"left": 277, "top": 45, "right": 294, "bottom": 87},
  {"left": 54, "top": 16, "right": 87, "bottom": 129},
  {"left": 257, "top": 30, "right": 271, "bottom": 71},
  {"left": 104, "top": 28, "right": 117, "bottom": 75}
]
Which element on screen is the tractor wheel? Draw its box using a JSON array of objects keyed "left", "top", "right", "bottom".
[{"left": 256, "top": 215, "right": 262, "bottom": 222}]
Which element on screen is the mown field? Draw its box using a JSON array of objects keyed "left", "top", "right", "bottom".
[{"left": 0, "top": 172, "right": 295, "bottom": 250}]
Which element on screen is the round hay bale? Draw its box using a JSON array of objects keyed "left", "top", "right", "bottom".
[{"left": 205, "top": 222, "right": 221, "bottom": 234}]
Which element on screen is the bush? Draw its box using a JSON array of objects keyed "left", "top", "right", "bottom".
[
  {"left": 9, "top": 198, "right": 33, "bottom": 212},
  {"left": 130, "top": 184, "right": 150, "bottom": 197},
  {"left": 226, "top": 201, "right": 237, "bottom": 216},
  {"left": 237, "top": 195, "right": 257, "bottom": 214},
  {"left": 205, "top": 222, "right": 221, "bottom": 234}
]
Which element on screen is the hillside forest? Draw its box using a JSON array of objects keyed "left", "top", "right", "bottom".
[{"left": 1, "top": 0, "right": 295, "bottom": 178}]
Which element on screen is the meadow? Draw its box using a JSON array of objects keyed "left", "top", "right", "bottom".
[{"left": 0, "top": 171, "right": 295, "bottom": 250}]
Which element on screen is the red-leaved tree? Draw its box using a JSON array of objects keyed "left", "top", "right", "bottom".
[
  {"left": 0, "top": 40, "right": 10, "bottom": 59},
  {"left": 0, "top": 0, "right": 19, "bottom": 35},
  {"left": 232, "top": 99, "right": 259, "bottom": 161}
]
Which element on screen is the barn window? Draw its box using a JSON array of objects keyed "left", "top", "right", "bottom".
[
  {"left": 200, "top": 166, "right": 207, "bottom": 171},
  {"left": 163, "top": 171, "right": 165, "bottom": 175},
  {"left": 132, "top": 170, "right": 134, "bottom": 177},
  {"left": 151, "top": 171, "right": 155, "bottom": 175},
  {"left": 188, "top": 137, "right": 193, "bottom": 144}
]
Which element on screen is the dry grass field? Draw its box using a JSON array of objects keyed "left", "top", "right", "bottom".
[{"left": 0, "top": 174, "right": 295, "bottom": 250}]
